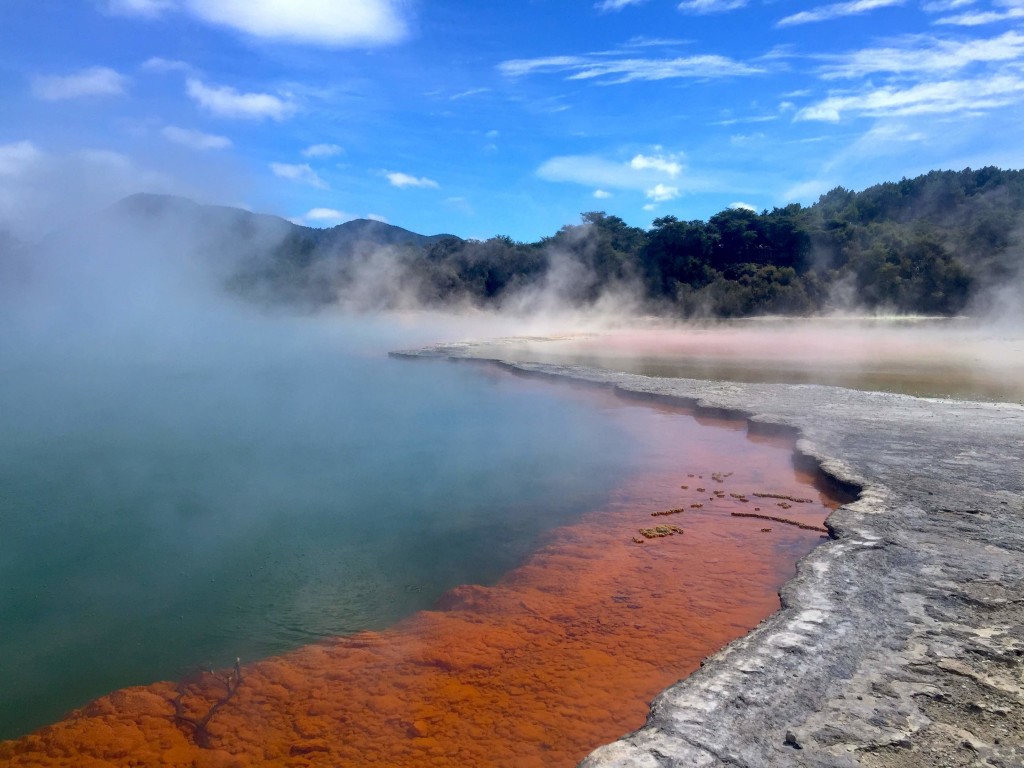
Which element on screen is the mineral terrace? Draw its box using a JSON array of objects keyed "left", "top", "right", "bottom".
[{"left": 395, "top": 342, "right": 1024, "bottom": 768}]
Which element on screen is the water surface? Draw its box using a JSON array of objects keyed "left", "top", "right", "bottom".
[
  {"left": 473, "top": 318, "right": 1024, "bottom": 403},
  {"left": 0, "top": 314, "right": 646, "bottom": 739}
]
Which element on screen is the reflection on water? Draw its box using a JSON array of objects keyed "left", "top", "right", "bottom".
[{"left": 475, "top": 318, "right": 1024, "bottom": 403}]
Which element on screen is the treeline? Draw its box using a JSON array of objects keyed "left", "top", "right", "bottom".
[{"left": 237, "top": 166, "right": 1024, "bottom": 316}]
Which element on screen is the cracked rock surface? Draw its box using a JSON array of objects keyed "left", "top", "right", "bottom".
[{"left": 393, "top": 343, "right": 1024, "bottom": 768}]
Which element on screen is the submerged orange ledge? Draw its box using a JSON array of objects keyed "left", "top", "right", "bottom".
[{"left": 1, "top": 397, "right": 842, "bottom": 768}]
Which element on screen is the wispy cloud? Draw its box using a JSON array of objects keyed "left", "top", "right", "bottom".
[
  {"left": 0, "top": 143, "right": 174, "bottom": 236},
  {"left": 678, "top": 0, "right": 748, "bottom": 15},
  {"left": 301, "top": 143, "right": 344, "bottom": 158},
  {"left": 796, "top": 74, "right": 1024, "bottom": 120},
  {"left": 593, "top": 189, "right": 613, "bottom": 198},
  {"left": 621, "top": 36, "right": 691, "bottom": 47},
  {"left": 161, "top": 126, "right": 232, "bottom": 150},
  {"left": 777, "top": 0, "right": 903, "bottom": 27},
  {"left": 537, "top": 149, "right": 687, "bottom": 191},
  {"left": 935, "top": 6, "right": 1024, "bottom": 25},
  {"left": 385, "top": 171, "right": 440, "bottom": 189},
  {"left": 0, "top": 140, "right": 44, "bottom": 176},
  {"left": 450, "top": 88, "right": 491, "bottom": 100},
  {"left": 596, "top": 0, "right": 647, "bottom": 11},
  {"left": 921, "top": 0, "right": 978, "bottom": 11},
  {"left": 103, "top": 0, "right": 173, "bottom": 17},
  {"left": 32, "top": 66, "right": 127, "bottom": 100},
  {"left": 817, "top": 30, "right": 1024, "bottom": 78},
  {"left": 270, "top": 162, "right": 328, "bottom": 188},
  {"left": 181, "top": 0, "right": 407, "bottom": 46},
  {"left": 141, "top": 57, "right": 194, "bottom": 74},
  {"left": 499, "top": 53, "right": 762, "bottom": 84},
  {"left": 186, "top": 78, "right": 296, "bottom": 120},
  {"left": 711, "top": 114, "right": 779, "bottom": 125}
]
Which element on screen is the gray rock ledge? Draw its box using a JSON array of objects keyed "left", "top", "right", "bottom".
[{"left": 392, "top": 343, "right": 1024, "bottom": 768}]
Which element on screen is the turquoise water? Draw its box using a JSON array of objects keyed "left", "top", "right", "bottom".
[{"left": 0, "top": 314, "right": 644, "bottom": 740}]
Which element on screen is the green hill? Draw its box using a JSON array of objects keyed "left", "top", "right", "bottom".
[{"left": 24, "top": 168, "right": 1024, "bottom": 318}]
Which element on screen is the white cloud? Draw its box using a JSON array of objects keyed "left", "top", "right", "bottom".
[
  {"left": 299, "top": 207, "right": 355, "bottom": 225},
  {"left": 818, "top": 121, "right": 930, "bottom": 173},
  {"left": 0, "top": 141, "right": 44, "bottom": 176},
  {"left": 817, "top": 31, "right": 1024, "bottom": 79},
  {"left": 161, "top": 126, "right": 232, "bottom": 150},
  {"left": 539, "top": 155, "right": 639, "bottom": 187},
  {"left": 104, "top": 0, "right": 174, "bottom": 17},
  {"left": 301, "top": 143, "right": 344, "bottom": 158},
  {"left": 593, "top": 189, "right": 612, "bottom": 198},
  {"left": 385, "top": 171, "right": 439, "bottom": 189},
  {"left": 499, "top": 53, "right": 762, "bottom": 84},
  {"left": 729, "top": 201, "right": 757, "bottom": 211},
  {"left": 450, "top": 88, "right": 490, "bottom": 100},
  {"left": 180, "top": 0, "right": 407, "bottom": 46},
  {"left": 711, "top": 114, "right": 779, "bottom": 125},
  {"left": 921, "top": 0, "right": 978, "bottom": 10},
  {"left": 621, "top": 36, "right": 691, "bottom": 48},
  {"left": 538, "top": 150, "right": 687, "bottom": 191},
  {"left": 596, "top": 0, "right": 648, "bottom": 11},
  {"left": 270, "top": 162, "right": 328, "bottom": 188},
  {"left": 796, "top": 74, "right": 1024, "bottom": 120},
  {"left": 730, "top": 132, "right": 767, "bottom": 145},
  {"left": 32, "top": 67, "right": 128, "bottom": 100},
  {"left": 444, "top": 196, "right": 474, "bottom": 215},
  {"left": 501, "top": 56, "right": 593, "bottom": 78},
  {"left": 646, "top": 183, "right": 680, "bottom": 202},
  {"left": 294, "top": 208, "right": 388, "bottom": 226},
  {"left": 783, "top": 178, "right": 831, "bottom": 202},
  {"left": 141, "top": 57, "right": 194, "bottom": 74},
  {"left": 678, "top": 0, "right": 748, "bottom": 14},
  {"left": 777, "top": 0, "right": 903, "bottom": 27},
  {"left": 935, "top": 7, "right": 1024, "bottom": 25},
  {"left": 186, "top": 78, "right": 295, "bottom": 120},
  {"left": 630, "top": 152, "right": 683, "bottom": 177},
  {"left": 0, "top": 144, "right": 174, "bottom": 237}
]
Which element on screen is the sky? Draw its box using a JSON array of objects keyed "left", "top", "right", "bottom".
[{"left": 2, "top": 0, "right": 1024, "bottom": 242}]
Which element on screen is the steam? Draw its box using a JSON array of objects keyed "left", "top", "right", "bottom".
[{"left": 4, "top": 176, "right": 1022, "bottom": 399}]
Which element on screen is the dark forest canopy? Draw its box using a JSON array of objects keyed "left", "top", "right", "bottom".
[
  {"left": 30, "top": 166, "right": 1020, "bottom": 318},
  {"left": 236, "top": 166, "right": 1023, "bottom": 317}
]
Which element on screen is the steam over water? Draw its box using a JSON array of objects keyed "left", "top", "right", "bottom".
[{"left": 0, "top": 313, "right": 647, "bottom": 740}]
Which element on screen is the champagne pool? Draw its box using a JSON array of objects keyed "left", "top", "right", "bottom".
[{"left": 0, "top": 313, "right": 847, "bottom": 766}]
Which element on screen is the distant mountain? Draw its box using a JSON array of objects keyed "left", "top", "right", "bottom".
[
  {"left": 107, "top": 192, "right": 458, "bottom": 254},
  {"left": 17, "top": 170, "right": 1024, "bottom": 318},
  {"left": 313, "top": 217, "right": 457, "bottom": 252},
  {"left": 99, "top": 193, "right": 465, "bottom": 307}
]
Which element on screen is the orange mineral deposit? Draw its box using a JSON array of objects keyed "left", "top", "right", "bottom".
[{"left": 0, "top": 390, "right": 846, "bottom": 768}]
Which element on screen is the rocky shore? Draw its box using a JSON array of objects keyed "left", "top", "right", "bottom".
[{"left": 394, "top": 342, "right": 1024, "bottom": 768}]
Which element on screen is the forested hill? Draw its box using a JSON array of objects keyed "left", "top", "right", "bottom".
[
  {"left": 11, "top": 168, "right": 1020, "bottom": 317},
  {"left": 226, "top": 166, "right": 1022, "bottom": 317}
]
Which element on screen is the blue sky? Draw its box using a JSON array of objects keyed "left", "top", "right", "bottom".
[{"left": 2, "top": 0, "right": 1024, "bottom": 241}]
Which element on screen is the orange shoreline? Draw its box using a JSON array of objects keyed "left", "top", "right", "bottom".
[{"left": 1, "top": 399, "right": 841, "bottom": 768}]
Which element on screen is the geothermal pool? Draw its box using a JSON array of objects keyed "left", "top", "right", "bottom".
[
  {"left": 472, "top": 318, "right": 1024, "bottom": 403},
  {"left": 0, "top": 318, "right": 645, "bottom": 740},
  {"left": 0, "top": 314, "right": 846, "bottom": 766}
]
